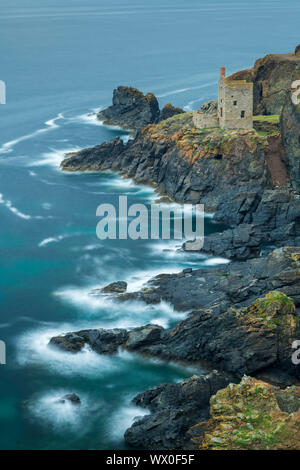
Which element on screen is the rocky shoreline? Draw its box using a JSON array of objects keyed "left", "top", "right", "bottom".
[{"left": 56, "top": 46, "right": 300, "bottom": 449}]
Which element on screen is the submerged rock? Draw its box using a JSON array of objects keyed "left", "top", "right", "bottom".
[
  {"left": 57, "top": 393, "right": 81, "bottom": 405},
  {"left": 97, "top": 86, "right": 160, "bottom": 130},
  {"left": 124, "top": 371, "right": 232, "bottom": 450},
  {"left": 190, "top": 376, "right": 300, "bottom": 450},
  {"left": 102, "top": 281, "right": 127, "bottom": 294}
]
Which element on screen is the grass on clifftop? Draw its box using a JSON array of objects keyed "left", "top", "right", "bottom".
[{"left": 253, "top": 115, "right": 280, "bottom": 123}]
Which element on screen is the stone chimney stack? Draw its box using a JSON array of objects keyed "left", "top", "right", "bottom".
[{"left": 220, "top": 66, "right": 226, "bottom": 79}]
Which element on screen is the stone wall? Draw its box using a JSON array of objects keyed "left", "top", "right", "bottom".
[{"left": 192, "top": 111, "right": 219, "bottom": 129}]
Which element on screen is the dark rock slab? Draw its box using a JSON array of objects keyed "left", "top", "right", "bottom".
[
  {"left": 184, "top": 224, "right": 263, "bottom": 259},
  {"left": 61, "top": 137, "right": 124, "bottom": 172},
  {"left": 49, "top": 328, "right": 129, "bottom": 354},
  {"left": 124, "top": 371, "right": 233, "bottom": 450}
]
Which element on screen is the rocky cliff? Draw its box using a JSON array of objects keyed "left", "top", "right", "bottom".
[
  {"left": 57, "top": 47, "right": 300, "bottom": 450},
  {"left": 62, "top": 111, "right": 300, "bottom": 253},
  {"left": 229, "top": 45, "right": 300, "bottom": 115},
  {"left": 280, "top": 88, "right": 300, "bottom": 192}
]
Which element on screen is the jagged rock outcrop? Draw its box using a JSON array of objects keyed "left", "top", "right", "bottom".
[
  {"left": 159, "top": 290, "right": 299, "bottom": 377},
  {"left": 61, "top": 137, "right": 124, "bottom": 172},
  {"left": 229, "top": 46, "right": 300, "bottom": 115},
  {"left": 97, "top": 86, "right": 160, "bottom": 130},
  {"left": 124, "top": 371, "right": 233, "bottom": 450},
  {"left": 280, "top": 89, "right": 300, "bottom": 193},
  {"left": 159, "top": 103, "right": 185, "bottom": 122},
  {"left": 189, "top": 376, "right": 300, "bottom": 450},
  {"left": 49, "top": 324, "right": 163, "bottom": 355},
  {"left": 49, "top": 328, "right": 129, "bottom": 354}
]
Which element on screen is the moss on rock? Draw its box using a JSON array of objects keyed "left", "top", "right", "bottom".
[{"left": 191, "top": 376, "right": 300, "bottom": 450}]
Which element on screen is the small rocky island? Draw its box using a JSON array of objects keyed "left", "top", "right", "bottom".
[{"left": 56, "top": 46, "right": 300, "bottom": 450}]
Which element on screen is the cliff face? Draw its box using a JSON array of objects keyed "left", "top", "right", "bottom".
[
  {"left": 63, "top": 112, "right": 273, "bottom": 206},
  {"left": 229, "top": 46, "right": 300, "bottom": 115},
  {"left": 61, "top": 112, "right": 300, "bottom": 249},
  {"left": 280, "top": 89, "right": 300, "bottom": 192}
]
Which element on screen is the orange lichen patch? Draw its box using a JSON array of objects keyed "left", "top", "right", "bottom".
[
  {"left": 142, "top": 111, "right": 268, "bottom": 165},
  {"left": 191, "top": 376, "right": 300, "bottom": 450}
]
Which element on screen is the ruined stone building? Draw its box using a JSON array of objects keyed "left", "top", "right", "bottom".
[{"left": 193, "top": 67, "right": 253, "bottom": 130}]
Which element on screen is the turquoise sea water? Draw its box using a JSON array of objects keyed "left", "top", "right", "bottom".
[{"left": 0, "top": 0, "right": 299, "bottom": 450}]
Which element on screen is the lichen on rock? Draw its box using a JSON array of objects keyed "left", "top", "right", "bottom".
[{"left": 191, "top": 376, "right": 300, "bottom": 450}]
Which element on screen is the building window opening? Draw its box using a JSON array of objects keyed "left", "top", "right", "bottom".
[
  {"left": 233, "top": 100, "right": 237, "bottom": 106},
  {"left": 241, "top": 110, "right": 245, "bottom": 118},
  {"left": 220, "top": 107, "right": 223, "bottom": 117}
]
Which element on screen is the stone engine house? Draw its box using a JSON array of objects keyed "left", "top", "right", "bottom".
[{"left": 193, "top": 67, "right": 253, "bottom": 130}]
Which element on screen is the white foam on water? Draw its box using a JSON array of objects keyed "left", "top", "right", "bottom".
[
  {"left": 28, "top": 389, "right": 95, "bottom": 434},
  {"left": 29, "top": 145, "right": 82, "bottom": 168},
  {"left": 184, "top": 96, "right": 205, "bottom": 112},
  {"left": 157, "top": 81, "right": 216, "bottom": 98},
  {"left": 204, "top": 257, "right": 231, "bottom": 266},
  {"left": 16, "top": 326, "right": 121, "bottom": 377},
  {"left": 68, "top": 110, "right": 104, "bottom": 127},
  {"left": 38, "top": 235, "right": 68, "bottom": 247},
  {"left": 0, "top": 193, "right": 50, "bottom": 220},
  {"left": 0, "top": 114, "right": 64, "bottom": 154},
  {"left": 53, "top": 284, "right": 183, "bottom": 329},
  {"left": 109, "top": 401, "right": 150, "bottom": 441}
]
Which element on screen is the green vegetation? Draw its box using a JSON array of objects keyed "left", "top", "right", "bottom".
[{"left": 253, "top": 114, "right": 280, "bottom": 123}]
